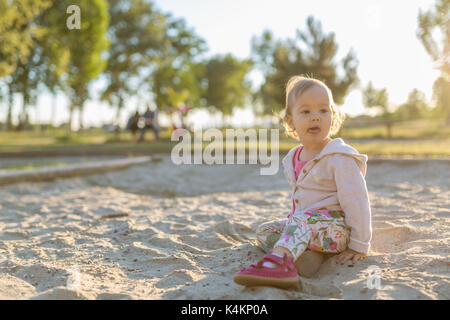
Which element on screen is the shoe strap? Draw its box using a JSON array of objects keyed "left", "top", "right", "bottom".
[{"left": 256, "top": 254, "right": 294, "bottom": 271}]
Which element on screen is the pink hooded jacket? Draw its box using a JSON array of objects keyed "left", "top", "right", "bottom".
[{"left": 282, "top": 138, "right": 372, "bottom": 254}]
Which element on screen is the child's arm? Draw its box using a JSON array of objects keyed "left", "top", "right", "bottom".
[{"left": 333, "top": 155, "right": 372, "bottom": 257}]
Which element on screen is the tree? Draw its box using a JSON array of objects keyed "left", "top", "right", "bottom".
[
  {"left": 0, "top": 0, "right": 50, "bottom": 78},
  {"left": 35, "top": 2, "right": 72, "bottom": 128},
  {"left": 151, "top": 16, "right": 207, "bottom": 126},
  {"left": 417, "top": 0, "right": 450, "bottom": 123},
  {"left": 1, "top": 76, "right": 15, "bottom": 130},
  {"left": 432, "top": 77, "right": 450, "bottom": 121},
  {"left": 394, "top": 89, "right": 429, "bottom": 121},
  {"left": 7, "top": 50, "right": 42, "bottom": 130},
  {"left": 66, "top": 0, "right": 109, "bottom": 133},
  {"left": 154, "top": 62, "right": 205, "bottom": 109},
  {"left": 153, "top": 60, "right": 206, "bottom": 130},
  {"left": 204, "top": 54, "right": 253, "bottom": 120},
  {"left": 42, "top": 0, "right": 109, "bottom": 134},
  {"left": 363, "top": 81, "right": 394, "bottom": 138},
  {"left": 101, "top": 0, "right": 166, "bottom": 134},
  {"left": 251, "top": 16, "right": 359, "bottom": 116},
  {"left": 0, "top": 79, "right": 9, "bottom": 129},
  {"left": 250, "top": 30, "right": 277, "bottom": 77},
  {"left": 0, "top": 0, "right": 52, "bottom": 129}
]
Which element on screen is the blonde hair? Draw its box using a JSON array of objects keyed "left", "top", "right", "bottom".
[{"left": 282, "top": 75, "right": 345, "bottom": 140}]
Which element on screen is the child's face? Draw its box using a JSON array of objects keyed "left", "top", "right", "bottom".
[{"left": 289, "top": 85, "right": 333, "bottom": 145}]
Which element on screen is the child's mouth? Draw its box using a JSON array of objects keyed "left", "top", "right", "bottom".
[{"left": 307, "top": 127, "right": 321, "bottom": 134}]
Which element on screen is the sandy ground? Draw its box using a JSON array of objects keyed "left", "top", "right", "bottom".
[{"left": 0, "top": 156, "right": 448, "bottom": 300}]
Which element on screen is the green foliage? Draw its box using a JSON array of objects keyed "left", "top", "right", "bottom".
[
  {"left": 49, "top": 0, "right": 110, "bottom": 132},
  {"left": 363, "top": 81, "right": 388, "bottom": 112},
  {"left": 101, "top": 0, "right": 166, "bottom": 122},
  {"left": 393, "top": 89, "right": 429, "bottom": 121},
  {"left": 204, "top": 54, "right": 253, "bottom": 115},
  {"left": 250, "top": 30, "right": 276, "bottom": 76},
  {"left": 362, "top": 81, "right": 394, "bottom": 138},
  {"left": 5, "top": 58, "right": 41, "bottom": 127},
  {"left": 151, "top": 16, "right": 207, "bottom": 112},
  {"left": 251, "top": 16, "right": 359, "bottom": 116},
  {"left": 0, "top": 0, "right": 52, "bottom": 128},
  {"left": 64, "top": 0, "right": 110, "bottom": 104},
  {"left": 0, "top": 0, "right": 50, "bottom": 77},
  {"left": 432, "top": 76, "right": 450, "bottom": 120},
  {"left": 153, "top": 61, "right": 206, "bottom": 111},
  {"left": 2, "top": 0, "right": 110, "bottom": 132},
  {"left": 417, "top": 0, "right": 450, "bottom": 76},
  {"left": 417, "top": 0, "right": 450, "bottom": 123}
]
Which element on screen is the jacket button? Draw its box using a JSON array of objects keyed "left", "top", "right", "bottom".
[
  {"left": 295, "top": 199, "right": 299, "bottom": 204},
  {"left": 302, "top": 169, "right": 307, "bottom": 174}
]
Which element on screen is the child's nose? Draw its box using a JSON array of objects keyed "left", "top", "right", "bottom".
[{"left": 311, "top": 112, "right": 321, "bottom": 120}]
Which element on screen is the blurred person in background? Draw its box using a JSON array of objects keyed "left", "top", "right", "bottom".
[{"left": 138, "top": 105, "right": 159, "bottom": 142}]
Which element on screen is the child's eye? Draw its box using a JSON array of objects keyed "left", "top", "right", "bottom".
[
  {"left": 301, "top": 110, "right": 309, "bottom": 114},
  {"left": 321, "top": 109, "right": 328, "bottom": 113}
]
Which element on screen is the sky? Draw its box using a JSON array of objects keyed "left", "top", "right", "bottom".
[{"left": 7, "top": 0, "right": 441, "bottom": 129}]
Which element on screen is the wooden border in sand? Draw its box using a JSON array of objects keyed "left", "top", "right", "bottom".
[{"left": 0, "top": 156, "right": 153, "bottom": 186}]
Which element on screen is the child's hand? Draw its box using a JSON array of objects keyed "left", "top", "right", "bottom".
[{"left": 335, "top": 248, "right": 366, "bottom": 265}]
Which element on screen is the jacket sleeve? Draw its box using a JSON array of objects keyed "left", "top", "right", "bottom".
[{"left": 333, "top": 155, "right": 372, "bottom": 254}]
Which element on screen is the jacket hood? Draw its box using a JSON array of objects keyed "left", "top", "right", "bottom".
[{"left": 282, "top": 138, "right": 368, "bottom": 182}]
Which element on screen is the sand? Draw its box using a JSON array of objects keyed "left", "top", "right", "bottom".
[{"left": 0, "top": 156, "right": 448, "bottom": 300}]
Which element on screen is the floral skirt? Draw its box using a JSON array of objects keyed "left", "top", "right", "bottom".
[{"left": 256, "top": 209, "right": 350, "bottom": 261}]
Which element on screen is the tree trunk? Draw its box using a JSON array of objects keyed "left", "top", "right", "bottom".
[
  {"left": 6, "top": 89, "right": 13, "bottom": 131},
  {"left": 382, "top": 112, "right": 394, "bottom": 139},
  {"left": 170, "top": 112, "right": 175, "bottom": 131},
  {"left": 51, "top": 94, "right": 57, "bottom": 128},
  {"left": 67, "top": 104, "right": 73, "bottom": 136},
  {"left": 386, "top": 122, "right": 392, "bottom": 139},
  {"left": 19, "top": 98, "right": 28, "bottom": 131},
  {"left": 78, "top": 106, "right": 84, "bottom": 132},
  {"left": 114, "top": 104, "right": 122, "bottom": 140}
]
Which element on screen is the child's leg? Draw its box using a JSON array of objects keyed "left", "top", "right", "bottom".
[
  {"left": 294, "top": 250, "right": 325, "bottom": 278},
  {"left": 271, "top": 213, "right": 347, "bottom": 278},
  {"left": 305, "top": 211, "right": 350, "bottom": 254},
  {"left": 257, "top": 216, "right": 326, "bottom": 277},
  {"left": 288, "top": 210, "right": 350, "bottom": 277},
  {"left": 234, "top": 216, "right": 315, "bottom": 288},
  {"left": 272, "top": 214, "right": 312, "bottom": 261},
  {"left": 255, "top": 220, "right": 287, "bottom": 253}
]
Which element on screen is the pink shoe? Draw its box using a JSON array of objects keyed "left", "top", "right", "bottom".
[{"left": 233, "top": 253, "right": 299, "bottom": 289}]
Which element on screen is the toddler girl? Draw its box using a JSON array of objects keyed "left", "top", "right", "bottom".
[{"left": 234, "top": 76, "right": 372, "bottom": 289}]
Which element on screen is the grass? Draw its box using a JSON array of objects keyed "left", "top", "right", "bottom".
[
  {"left": 351, "top": 140, "right": 450, "bottom": 158},
  {"left": 0, "top": 129, "right": 114, "bottom": 146},
  {"left": 0, "top": 118, "right": 449, "bottom": 158},
  {"left": 340, "top": 118, "right": 450, "bottom": 140},
  {"left": 0, "top": 161, "right": 70, "bottom": 171}
]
